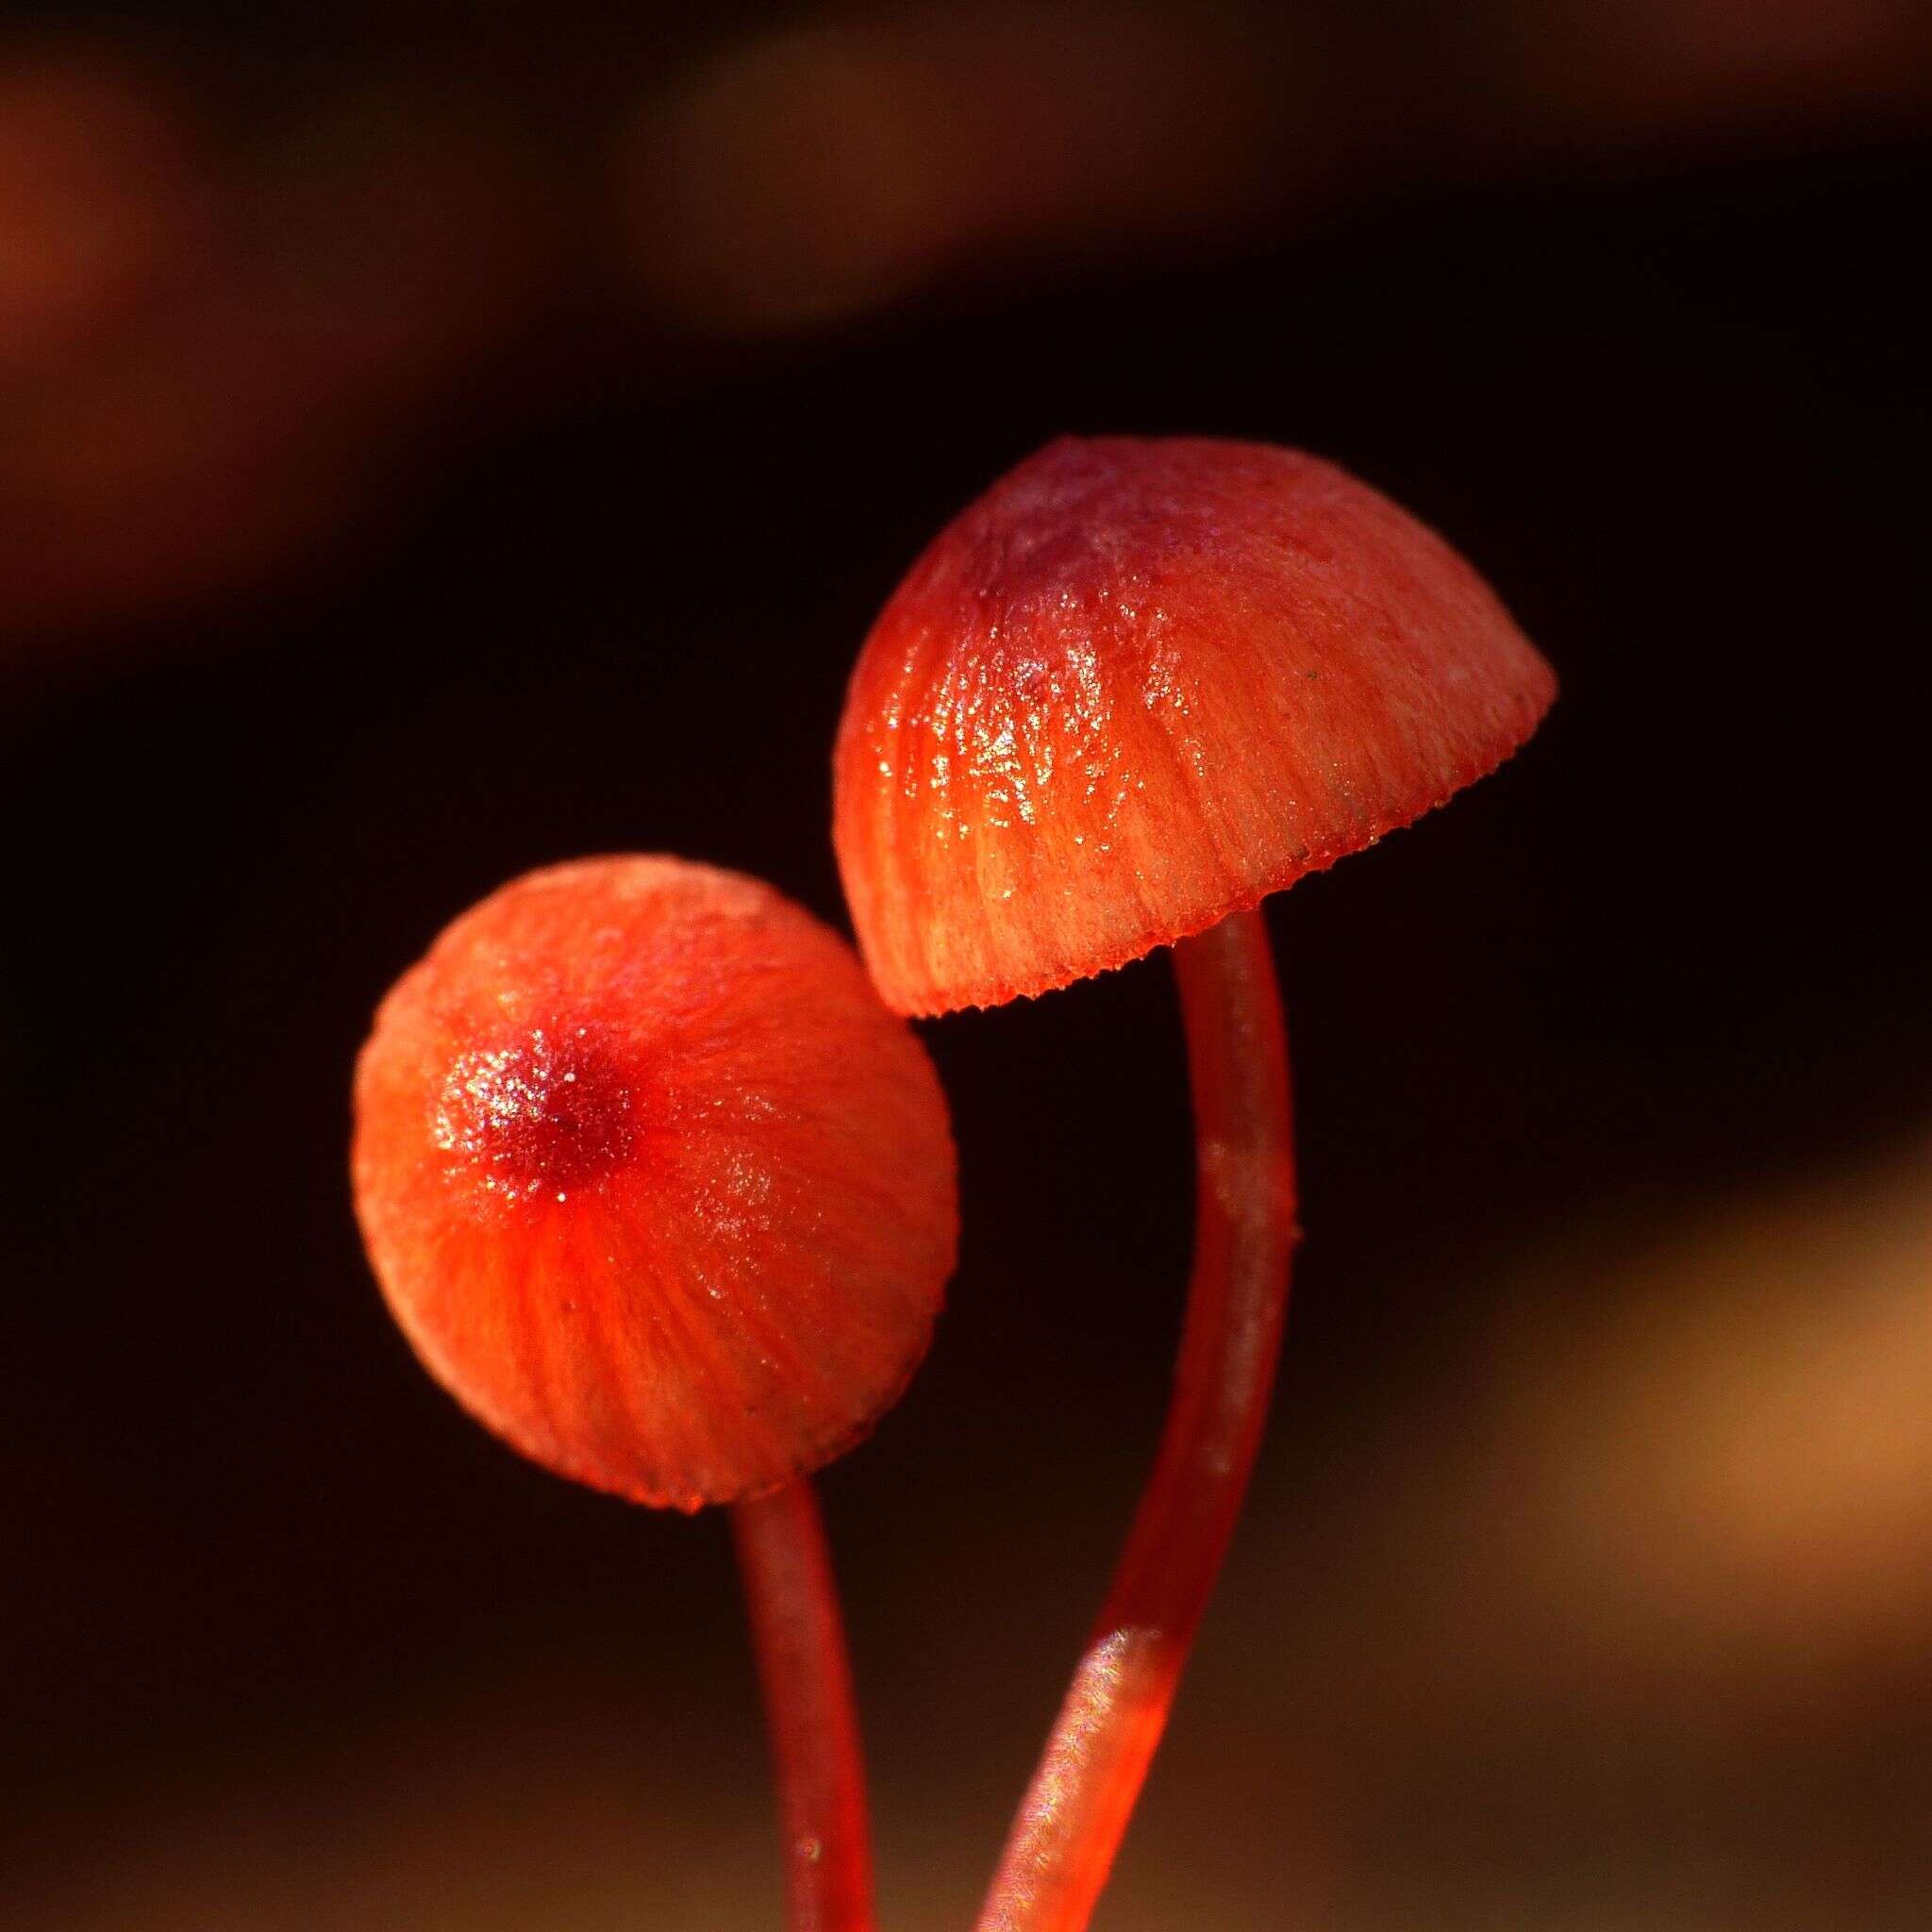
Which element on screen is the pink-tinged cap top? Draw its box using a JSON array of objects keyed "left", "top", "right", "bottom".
[
  {"left": 352, "top": 856, "right": 958, "bottom": 1510},
  {"left": 836, "top": 437, "right": 1557, "bottom": 1015}
]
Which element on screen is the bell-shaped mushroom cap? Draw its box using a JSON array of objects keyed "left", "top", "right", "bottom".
[
  {"left": 352, "top": 856, "right": 957, "bottom": 1510},
  {"left": 835, "top": 437, "right": 1557, "bottom": 1015}
]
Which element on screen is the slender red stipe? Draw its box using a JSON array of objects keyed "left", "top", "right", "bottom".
[
  {"left": 735, "top": 1480, "right": 878, "bottom": 1932},
  {"left": 977, "top": 908, "right": 1295, "bottom": 1932}
]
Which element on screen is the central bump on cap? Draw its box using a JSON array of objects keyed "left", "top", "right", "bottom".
[
  {"left": 433, "top": 1023, "right": 635, "bottom": 1202},
  {"left": 352, "top": 854, "right": 958, "bottom": 1510}
]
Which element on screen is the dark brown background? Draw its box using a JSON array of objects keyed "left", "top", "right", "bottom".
[{"left": 5, "top": 5, "right": 1930, "bottom": 1926}]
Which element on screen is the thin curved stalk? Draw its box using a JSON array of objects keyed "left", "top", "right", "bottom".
[
  {"left": 732, "top": 1479, "right": 877, "bottom": 1932},
  {"left": 978, "top": 907, "right": 1298, "bottom": 1932}
]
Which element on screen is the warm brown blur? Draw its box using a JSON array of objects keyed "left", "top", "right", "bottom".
[
  {"left": 5, "top": 4, "right": 1929, "bottom": 1929},
  {"left": 6, "top": 1, "right": 1928, "bottom": 654},
  {"left": 2, "top": 44, "right": 553, "bottom": 647},
  {"left": 620, "top": 4, "right": 1299, "bottom": 333}
]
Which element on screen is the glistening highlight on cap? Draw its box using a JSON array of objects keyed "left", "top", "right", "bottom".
[{"left": 835, "top": 435, "right": 1557, "bottom": 1015}]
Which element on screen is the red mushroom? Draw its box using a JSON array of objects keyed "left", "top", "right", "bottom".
[
  {"left": 352, "top": 854, "right": 957, "bottom": 1931},
  {"left": 834, "top": 436, "right": 1555, "bottom": 1930}
]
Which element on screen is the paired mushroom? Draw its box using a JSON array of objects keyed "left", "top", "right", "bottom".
[
  {"left": 353, "top": 855, "right": 957, "bottom": 1927},
  {"left": 834, "top": 436, "right": 1555, "bottom": 1927},
  {"left": 349, "top": 437, "right": 1553, "bottom": 1932}
]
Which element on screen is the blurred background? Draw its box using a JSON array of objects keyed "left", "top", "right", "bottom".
[{"left": 5, "top": 2, "right": 1930, "bottom": 1926}]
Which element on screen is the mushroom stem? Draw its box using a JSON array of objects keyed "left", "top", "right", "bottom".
[
  {"left": 733, "top": 1479, "right": 877, "bottom": 1932},
  {"left": 978, "top": 907, "right": 1298, "bottom": 1932}
]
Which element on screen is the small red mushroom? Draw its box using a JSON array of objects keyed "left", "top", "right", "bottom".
[
  {"left": 352, "top": 853, "right": 957, "bottom": 1931},
  {"left": 834, "top": 436, "right": 1555, "bottom": 1932},
  {"left": 353, "top": 853, "right": 956, "bottom": 1510}
]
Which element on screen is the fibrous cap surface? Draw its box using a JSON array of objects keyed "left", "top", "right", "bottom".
[
  {"left": 352, "top": 856, "right": 958, "bottom": 1508},
  {"left": 835, "top": 436, "right": 1557, "bottom": 1014}
]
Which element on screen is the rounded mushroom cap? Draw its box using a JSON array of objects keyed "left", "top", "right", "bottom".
[
  {"left": 351, "top": 855, "right": 957, "bottom": 1510},
  {"left": 835, "top": 436, "right": 1557, "bottom": 1015}
]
